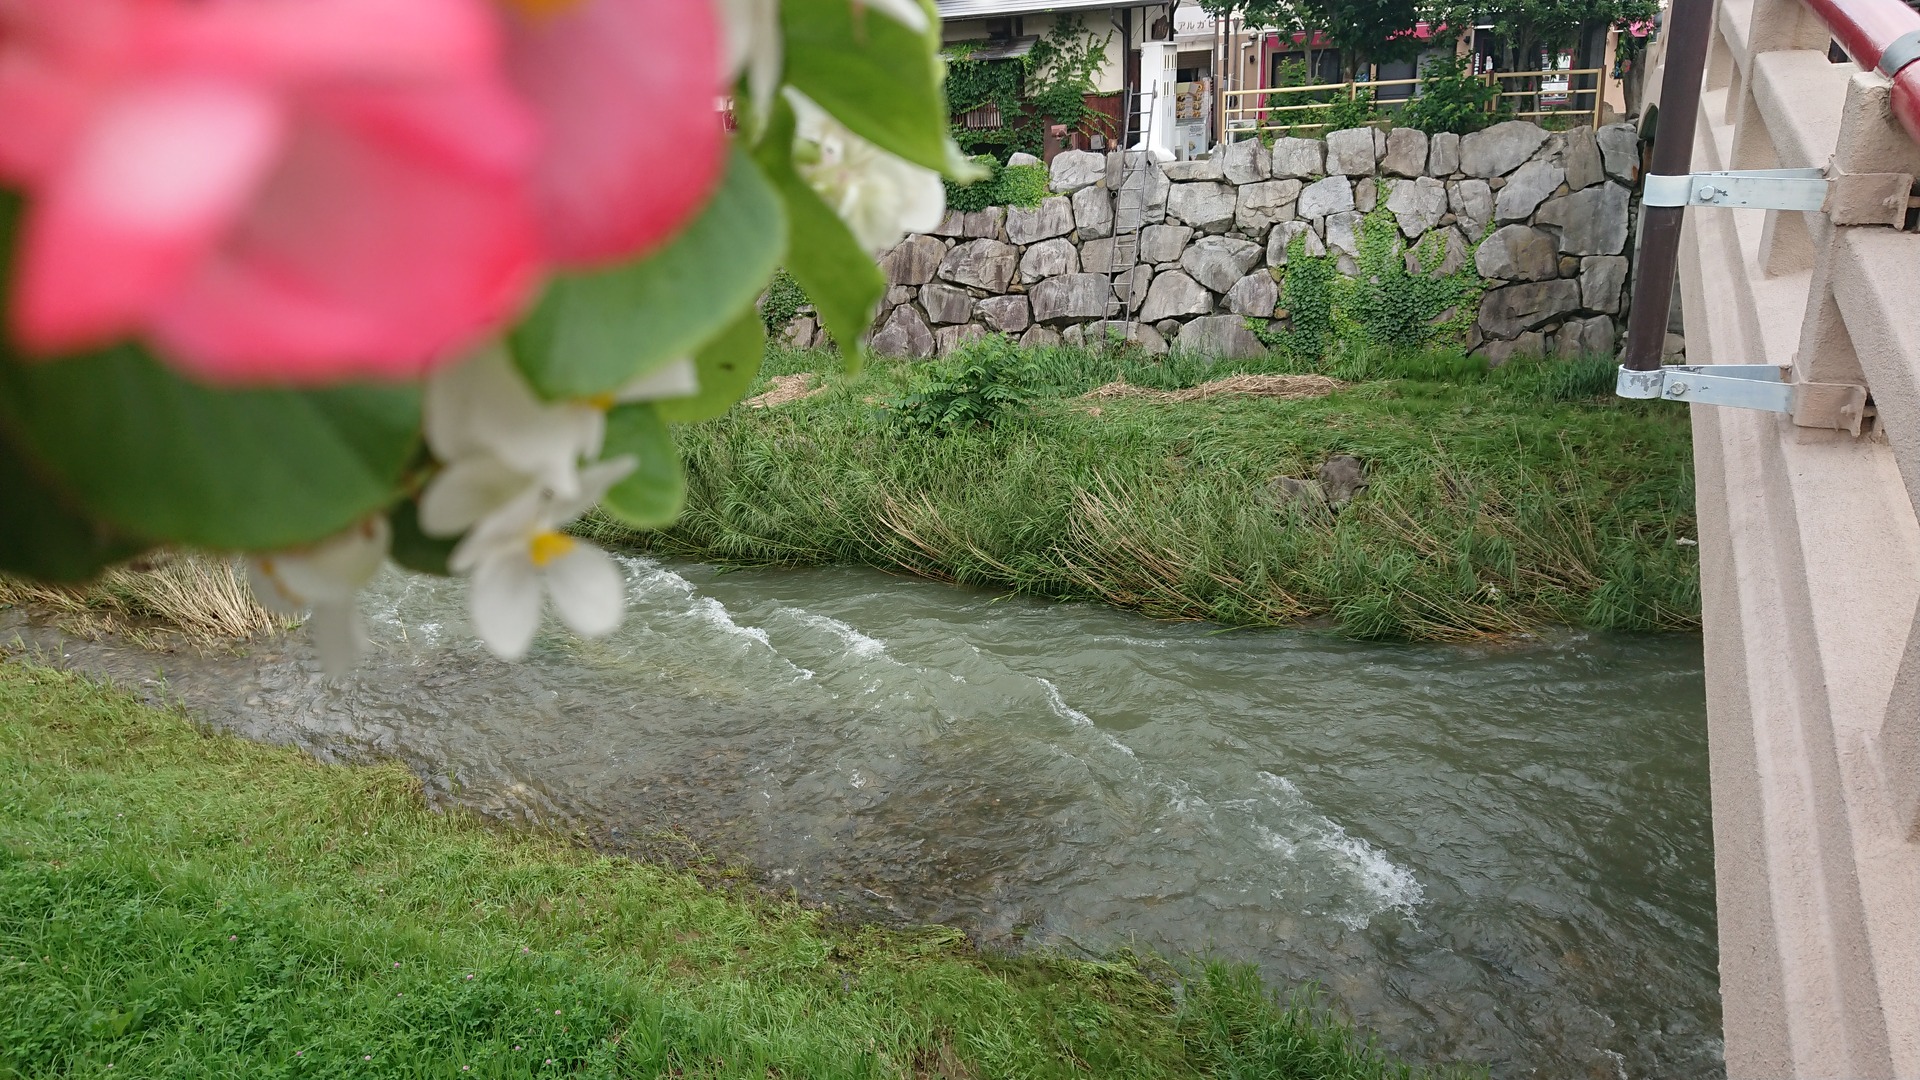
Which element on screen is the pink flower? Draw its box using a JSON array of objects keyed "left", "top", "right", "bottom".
[{"left": 0, "top": 0, "right": 725, "bottom": 385}]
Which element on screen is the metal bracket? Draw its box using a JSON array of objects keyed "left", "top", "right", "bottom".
[
  {"left": 1642, "top": 168, "right": 1829, "bottom": 210},
  {"left": 1616, "top": 364, "right": 1873, "bottom": 433}
]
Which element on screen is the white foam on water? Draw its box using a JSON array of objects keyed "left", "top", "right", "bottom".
[
  {"left": 786, "top": 610, "right": 892, "bottom": 660},
  {"left": 1256, "top": 771, "right": 1424, "bottom": 929},
  {"left": 1036, "top": 677, "right": 1136, "bottom": 759}
]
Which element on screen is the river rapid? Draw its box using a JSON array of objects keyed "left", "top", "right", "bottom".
[{"left": 4, "top": 555, "right": 1721, "bottom": 1079}]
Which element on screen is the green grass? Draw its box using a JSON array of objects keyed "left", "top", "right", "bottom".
[
  {"left": 0, "top": 662, "right": 1468, "bottom": 1079},
  {"left": 593, "top": 344, "right": 1697, "bottom": 641}
]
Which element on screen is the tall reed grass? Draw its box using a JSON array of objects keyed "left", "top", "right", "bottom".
[
  {"left": 0, "top": 551, "right": 282, "bottom": 642},
  {"left": 588, "top": 344, "right": 1698, "bottom": 641}
]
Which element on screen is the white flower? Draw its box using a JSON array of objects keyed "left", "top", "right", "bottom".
[
  {"left": 246, "top": 517, "right": 389, "bottom": 675},
  {"left": 788, "top": 88, "right": 945, "bottom": 251},
  {"left": 420, "top": 350, "right": 698, "bottom": 539},
  {"left": 449, "top": 457, "right": 636, "bottom": 661}
]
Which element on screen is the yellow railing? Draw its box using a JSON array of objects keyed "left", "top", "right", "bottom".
[{"left": 1220, "top": 68, "right": 1609, "bottom": 135}]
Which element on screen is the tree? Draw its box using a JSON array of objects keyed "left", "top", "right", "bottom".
[{"left": 1433, "top": 0, "right": 1657, "bottom": 72}]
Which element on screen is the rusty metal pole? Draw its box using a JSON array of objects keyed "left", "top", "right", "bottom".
[{"left": 1621, "top": 0, "right": 1717, "bottom": 371}]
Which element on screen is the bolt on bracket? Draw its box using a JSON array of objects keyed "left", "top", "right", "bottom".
[{"left": 1642, "top": 166, "right": 1918, "bottom": 226}]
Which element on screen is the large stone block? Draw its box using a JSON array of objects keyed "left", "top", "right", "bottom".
[
  {"left": 1494, "top": 160, "right": 1564, "bottom": 223},
  {"left": 1222, "top": 139, "right": 1271, "bottom": 184},
  {"left": 1080, "top": 320, "right": 1169, "bottom": 354},
  {"left": 1563, "top": 128, "right": 1604, "bottom": 190},
  {"left": 935, "top": 323, "right": 989, "bottom": 356},
  {"left": 1226, "top": 272, "right": 1278, "bottom": 317},
  {"left": 1473, "top": 224, "right": 1560, "bottom": 282},
  {"left": 882, "top": 234, "right": 946, "bottom": 285},
  {"left": 1049, "top": 149, "right": 1106, "bottom": 193},
  {"left": 1162, "top": 157, "right": 1225, "bottom": 181},
  {"left": 871, "top": 304, "right": 934, "bottom": 358},
  {"left": 1018, "top": 237, "right": 1080, "bottom": 283},
  {"left": 1271, "top": 137, "right": 1325, "bottom": 178},
  {"left": 1139, "top": 223, "right": 1194, "bottom": 264},
  {"left": 1460, "top": 120, "right": 1549, "bottom": 178},
  {"left": 1325, "top": 127, "right": 1378, "bottom": 176},
  {"left": 1324, "top": 210, "right": 1363, "bottom": 260},
  {"left": 938, "top": 239, "right": 1019, "bottom": 292},
  {"left": 1029, "top": 273, "right": 1112, "bottom": 322},
  {"left": 1177, "top": 314, "right": 1269, "bottom": 358},
  {"left": 1080, "top": 236, "right": 1116, "bottom": 274},
  {"left": 1180, "top": 235, "right": 1264, "bottom": 293},
  {"left": 1019, "top": 324, "right": 1062, "bottom": 349},
  {"left": 1385, "top": 176, "right": 1448, "bottom": 239},
  {"left": 920, "top": 282, "right": 974, "bottom": 324},
  {"left": 1552, "top": 314, "right": 1617, "bottom": 358},
  {"left": 1579, "top": 255, "right": 1628, "bottom": 313},
  {"left": 1006, "top": 196, "right": 1075, "bottom": 245},
  {"left": 1595, "top": 123, "right": 1639, "bottom": 183},
  {"left": 934, "top": 206, "right": 1005, "bottom": 238},
  {"left": 1382, "top": 127, "right": 1429, "bottom": 178},
  {"left": 1297, "top": 174, "right": 1355, "bottom": 220},
  {"left": 1477, "top": 279, "right": 1580, "bottom": 338},
  {"left": 1428, "top": 131, "right": 1461, "bottom": 176},
  {"left": 1267, "top": 219, "right": 1325, "bottom": 266},
  {"left": 1235, "top": 178, "right": 1303, "bottom": 232},
  {"left": 1139, "top": 270, "right": 1213, "bottom": 321},
  {"left": 1448, "top": 178, "right": 1494, "bottom": 238},
  {"left": 1167, "top": 182, "right": 1238, "bottom": 231},
  {"left": 977, "top": 294, "right": 1031, "bottom": 333},
  {"left": 1007, "top": 151, "right": 1042, "bottom": 167},
  {"left": 1534, "top": 182, "right": 1631, "bottom": 256},
  {"left": 1353, "top": 176, "right": 1378, "bottom": 213},
  {"left": 1479, "top": 330, "right": 1546, "bottom": 367},
  {"left": 1072, "top": 185, "right": 1114, "bottom": 238}
]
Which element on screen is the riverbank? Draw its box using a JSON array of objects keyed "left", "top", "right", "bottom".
[
  {"left": 0, "top": 660, "right": 1465, "bottom": 1079},
  {"left": 597, "top": 345, "right": 1698, "bottom": 641}
]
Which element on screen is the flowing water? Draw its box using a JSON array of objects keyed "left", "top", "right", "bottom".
[{"left": 6, "top": 556, "right": 1721, "bottom": 1079}]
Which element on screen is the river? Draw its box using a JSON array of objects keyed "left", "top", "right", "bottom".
[{"left": 5, "top": 554, "right": 1721, "bottom": 1079}]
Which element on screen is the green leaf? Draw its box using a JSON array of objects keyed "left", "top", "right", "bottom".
[
  {"left": 387, "top": 496, "right": 456, "bottom": 577},
  {"left": 654, "top": 305, "right": 765, "bottom": 424},
  {"left": 0, "top": 429, "right": 148, "bottom": 583},
  {"left": 509, "top": 147, "right": 787, "bottom": 401},
  {"left": 600, "top": 404, "right": 686, "bottom": 529},
  {"left": 753, "top": 99, "right": 884, "bottom": 367},
  {"left": 782, "top": 0, "right": 954, "bottom": 175},
  {"left": 0, "top": 346, "right": 422, "bottom": 552}
]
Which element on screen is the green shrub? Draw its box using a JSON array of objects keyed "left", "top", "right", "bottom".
[
  {"left": 1399, "top": 55, "right": 1504, "bottom": 135},
  {"left": 1259, "top": 209, "right": 1484, "bottom": 360},
  {"left": 995, "top": 162, "right": 1050, "bottom": 207},
  {"left": 757, "top": 268, "right": 808, "bottom": 333},
  {"left": 1318, "top": 91, "right": 1384, "bottom": 133},
  {"left": 890, "top": 335, "right": 1040, "bottom": 434},
  {"left": 944, "top": 154, "right": 1006, "bottom": 213}
]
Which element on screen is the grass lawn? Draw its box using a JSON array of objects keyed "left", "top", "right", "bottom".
[
  {"left": 0, "top": 662, "right": 1465, "bottom": 1079},
  {"left": 596, "top": 344, "right": 1697, "bottom": 642}
]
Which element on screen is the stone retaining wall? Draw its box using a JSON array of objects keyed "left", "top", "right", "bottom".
[{"left": 777, "top": 120, "right": 1644, "bottom": 363}]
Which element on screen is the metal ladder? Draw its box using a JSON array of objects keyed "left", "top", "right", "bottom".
[{"left": 1104, "top": 86, "right": 1163, "bottom": 334}]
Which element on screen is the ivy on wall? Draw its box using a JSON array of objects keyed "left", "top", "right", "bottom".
[
  {"left": 1258, "top": 210, "right": 1485, "bottom": 358},
  {"left": 945, "top": 19, "right": 1110, "bottom": 161}
]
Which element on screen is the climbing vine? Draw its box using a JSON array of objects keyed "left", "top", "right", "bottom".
[
  {"left": 945, "top": 19, "right": 1111, "bottom": 160},
  {"left": 1258, "top": 210, "right": 1485, "bottom": 360}
]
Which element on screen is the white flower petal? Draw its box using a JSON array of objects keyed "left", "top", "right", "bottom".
[
  {"left": 306, "top": 602, "right": 366, "bottom": 677},
  {"left": 720, "top": 0, "right": 783, "bottom": 123},
  {"left": 469, "top": 552, "right": 543, "bottom": 661},
  {"left": 788, "top": 88, "right": 946, "bottom": 252},
  {"left": 246, "top": 518, "right": 388, "bottom": 612},
  {"left": 614, "top": 359, "right": 700, "bottom": 403},
  {"left": 425, "top": 347, "right": 600, "bottom": 499},
  {"left": 549, "top": 455, "right": 638, "bottom": 525},
  {"left": 450, "top": 483, "right": 547, "bottom": 575},
  {"left": 858, "top": 0, "right": 928, "bottom": 32},
  {"left": 543, "top": 543, "right": 625, "bottom": 639},
  {"left": 420, "top": 455, "right": 534, "bottom": 538}
]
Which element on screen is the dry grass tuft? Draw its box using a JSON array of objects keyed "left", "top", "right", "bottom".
[
  {"left": 0, "top": 552, "right": 284, "bottom": 643},
  {"left": 1079, "top": 374, "right": 1346, "bottom": 404},
  {"left": 745, "top": 372, "right": 825, "bottom": 409}
]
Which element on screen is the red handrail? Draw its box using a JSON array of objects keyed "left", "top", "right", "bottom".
[{"left": 1798, "top": 0, "right": 1920, "bottom": 144}]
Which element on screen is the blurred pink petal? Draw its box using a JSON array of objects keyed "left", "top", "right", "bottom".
[
  {"left": 12, "top": 79, "right": 286, "bottom": 355},
  {"left": 503, "top": 0, "right": 727, "bottom": 264}
]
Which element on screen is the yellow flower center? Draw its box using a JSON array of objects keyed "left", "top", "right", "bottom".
[
  {"left": 585, "top": 392, "right": 617, "bottom": 411},
  {"left": 504, "top": 0, "right": 587, "bottom": 16},
  {"left": 528, "top": 531, "right": 576, "bottom": 568}
]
